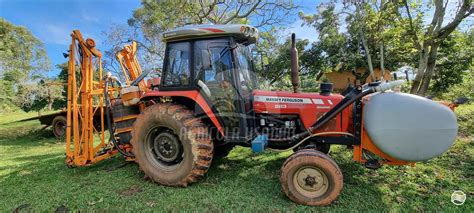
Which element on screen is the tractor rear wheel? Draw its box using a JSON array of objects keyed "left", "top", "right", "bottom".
[
  {"left": 131, "top": 103, "right": 213, "bottom": 187},
  {"left": 280, "top": 149, "right": 343, "bottom": 206}
]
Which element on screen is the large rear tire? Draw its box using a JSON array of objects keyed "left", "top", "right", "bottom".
[
  {"left": 131, "top": 103, "right": 213, "bottom": 187},
  {"left": 280, "top": 149, "right": 343, "bottom": 206}
]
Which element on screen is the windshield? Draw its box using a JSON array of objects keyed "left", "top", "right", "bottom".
[{"left": 235, "top": 43, "right": 256, "bottom": 91}]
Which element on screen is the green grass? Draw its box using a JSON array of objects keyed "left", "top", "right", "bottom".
[{"left": 0, "top": 107, "right": 473, "bottom": 212}]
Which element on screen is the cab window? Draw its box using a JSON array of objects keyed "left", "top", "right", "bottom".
[
  {"left": 194, "top": 39, "right": 233, "bottom": 85},
  {"left": 163, "top": 42, "right": 190, "bottom": 87}
]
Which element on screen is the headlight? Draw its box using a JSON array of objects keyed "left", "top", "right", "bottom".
[{"left": 244, "top": 27, "right": 250, "bottom": 36}]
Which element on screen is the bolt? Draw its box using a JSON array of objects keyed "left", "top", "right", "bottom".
[{"left": 305, "top": 175, "right": 317, "bottom": 187}]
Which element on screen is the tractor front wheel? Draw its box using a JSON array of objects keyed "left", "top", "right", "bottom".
[
  {"left": 131, "top": 103, "right": 213, "bottom": 187},
  {"left": 280, "top": 149, "right": 343, "bottom": 206}
]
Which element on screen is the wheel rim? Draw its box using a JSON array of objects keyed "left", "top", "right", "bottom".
[
  {"left": 145, "top": 127, "right": 184, "bottom": 169},
  {"left": 54, "top": 120, "right": 66, "bottom": 137},
  {"left": 293, "top": 166, "right": 329, "bottom": 198}
]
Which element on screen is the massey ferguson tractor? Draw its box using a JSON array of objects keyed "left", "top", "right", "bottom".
[{"left": 65, "top": 24, "right": 459, "bottom": 206}]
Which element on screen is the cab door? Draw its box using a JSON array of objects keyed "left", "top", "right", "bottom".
[
  {"left": 233, "top": 43, "right": 257, "bottom": 139},
  {"left": 194, "top": 38, "right": 246, "bottom": 140}
]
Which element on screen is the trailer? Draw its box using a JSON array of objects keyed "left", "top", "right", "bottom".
[{"left": 20, "top": 109, "right": 105, "bottom": 138}]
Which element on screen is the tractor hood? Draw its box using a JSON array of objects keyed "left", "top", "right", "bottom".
[{"left": 252, "top": 90, "right": 346, "bottom": 128}]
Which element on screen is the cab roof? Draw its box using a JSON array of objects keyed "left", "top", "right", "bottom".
[{"left": 161, "top": 24, "right": 258, "bottom": 43}]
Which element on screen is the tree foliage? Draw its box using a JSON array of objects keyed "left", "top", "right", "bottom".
[
  {"left": 298, "top": 0, "right": 472, "bottom": 94},
  {"left": 431, "top": 30, "right": 473, "bottom": 96},
  {"left": 103, "top": 0, "right": 299, "bottom": 71},
  {"left": 0, "top": 18, "right": 52, "bottom": 112},
  {"left": 260, "top": 36, "right": 308, "bottom": 86},
  {"left": 299, "top": 1, "right": 417, "bottom": 83},
  {"left": 14, "top": 78, "right": 63, "bottom": 112},
  {"left": 0, "top": 18, "right": 50, "bottom": 82},
  {"left": 398, "top": 0, "right": 473, "bottom": 95}
]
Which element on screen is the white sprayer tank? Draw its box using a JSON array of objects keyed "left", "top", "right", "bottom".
[{"left": 363, "top": 92, "right": 458, "bottom": 162}]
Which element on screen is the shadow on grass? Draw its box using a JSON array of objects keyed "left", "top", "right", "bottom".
[
  {"left": 0, "top": 126, "right": 59, "bottom": 147},
  {"left": 7, "top": 132, "right": 470, "bottom": 211},
  {"left": 0, "top": 144, "right": 390, "bottom": 211},
  {"left": 3, "top": 107, "right": 473, "bottom": 211},
  {"left": 5, "top": 137, "right": 469, "bottom": 211}
]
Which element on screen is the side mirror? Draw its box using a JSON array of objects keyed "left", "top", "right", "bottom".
[
  {"left": 201, "top": 50, "right": 212, "bottom": 70},
  {"left": 453, "top": 97, "right": 468, "bottom": 105}
]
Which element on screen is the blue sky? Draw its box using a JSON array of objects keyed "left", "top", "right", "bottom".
[
  {"left": 1, "top": 0, "right": 471, "bottom": 77},
  {"left": 0, "top": 0, "right": 317, "bottom": 77},
  {"left": 0, "top": 0, "right": 142, "bottom": 76}
]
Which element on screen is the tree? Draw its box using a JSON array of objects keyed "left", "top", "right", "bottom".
[
  {"left": 0, "top": 18, "right": 50, "bottom": 82},
  {"left": 430, "top": 30, "right": 473, "bottom": 96},
  {"left": 260, "top": 36, "right": 308, "bottom": 87},
  {"left": 14, "top": 77, "right": 63, "bottom": 112},
  {"left": 299, "top": 4, "right": 351, "bottom": 79},
  {"left": 103, "top": 0, "right": 299, "bottom": 71},
  {"left": 398, "top": 0, "right": 473, "bottom": 95},
  {"left": 299, "top": 2, "right": 410, "bottom": 83},
  {"left": 52, "top": 63, "right": 69, "bottom": 109},
  {"left": 0, "top": 18, "right": 51, "bottom": 111}
]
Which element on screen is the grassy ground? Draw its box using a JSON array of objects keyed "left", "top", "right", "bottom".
[{"left": 0, "top": 106, "right": 473, "bottom": 212}]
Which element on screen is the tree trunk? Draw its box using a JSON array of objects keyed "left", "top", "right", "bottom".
[
  {"left": 417, "top": 44, "right": 439, "bottom": 95},
  {"left": 380, "top": 44, "right": 385, "bottom": 81},
  {"left": 47, "top": 98, "right": 53, "bottom": 111},
  {"left": 316, "top": 71, "right": 324, "bottom": 81},
  {"left": 410, "top": 45, "right": 429, "bottom": 94},
  {"left": 359, "top": 28, "right": 375, "bottom": 82},
  {"left": 48, "top": 101, "right": 53, "bottom": 111}
]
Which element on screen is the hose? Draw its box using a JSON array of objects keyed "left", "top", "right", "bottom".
[
  {"left": 268, "top": 80, "right": 405, "bottom": 143},
  {"left": 267, "top": 131, "right": 354, "bottom": 152},
  {"left": 130, "top": 69, "right": 152, "bottom": 87},
  {"left": 104, "top": 77, "right": 134, "bottom": 157}
]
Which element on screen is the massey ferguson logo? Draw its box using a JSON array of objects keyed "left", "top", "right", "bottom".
[
  {"left": 255, "top": 96, "right": 312, "bottom": 104},
  {"left": 266, "top": 97, "right": 304, "bottom": 103}
]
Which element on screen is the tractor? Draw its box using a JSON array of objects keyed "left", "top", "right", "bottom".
[{"left": 65, "top": 24, "right": 459, "bottom": 206}]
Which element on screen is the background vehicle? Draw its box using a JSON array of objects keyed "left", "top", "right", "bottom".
[
  {"left": 65, "top": 25, "right": 459, "bottom": 206},
  {"left": 19, "top": 109, "right": 104, "bottom": 138}
]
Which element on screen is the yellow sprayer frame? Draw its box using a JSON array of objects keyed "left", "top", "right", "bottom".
[
  {"left": 65, "top": 31, "right": 146, "bottom": 167},
  {"left": 116, "top": 41, "right": 147, "bottom": 91},
  {"left": 65, "top": 30, "right": 117, "bottom": 167}
]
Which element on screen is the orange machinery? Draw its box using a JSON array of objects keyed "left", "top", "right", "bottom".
[{"left": 65, "top": 30, "right": 144, "bottom": 166}]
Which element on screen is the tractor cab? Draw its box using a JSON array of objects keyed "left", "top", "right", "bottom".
[{"left": 159, "top": 24, "right": 259, "bottom": 141}]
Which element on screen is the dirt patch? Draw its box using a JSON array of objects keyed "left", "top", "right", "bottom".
[
  {"left": 103, "top": 162, "right": 132, "bottom": 172},
  {"left": 13, "top": 203, "right": 30, "bottom": 212},
  {"left": 119, "top": 185, "right": 143, "bottom": 196},
  {"left": 54, "top": 205, "right": 69, "bottom": 213}
]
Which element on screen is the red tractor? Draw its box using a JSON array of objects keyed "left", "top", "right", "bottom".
[{"left": 66, "top": 25, "right": 459, "bottom": 206}]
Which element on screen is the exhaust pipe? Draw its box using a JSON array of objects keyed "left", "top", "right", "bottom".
[{"left": 290, "top": 33, "right": 299, "bottom": 93}]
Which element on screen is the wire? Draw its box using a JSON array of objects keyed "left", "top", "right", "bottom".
[
  {"left": 267, "top": 131, "right": 354, "bottom": 152},
  {"left": 104, "top": 78, "right": 134, "bottom": 157}
]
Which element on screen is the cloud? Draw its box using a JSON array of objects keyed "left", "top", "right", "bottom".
[
  {"left": 41, "top": 24, "right": 71, "bottom": 46},
  {"left": 80, "top": 12, "right": 100, "bottom": 23}
]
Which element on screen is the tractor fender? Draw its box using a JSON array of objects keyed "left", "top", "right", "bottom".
[{"left": 140, "top": 90, "right": 224, "bottom": 136}]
